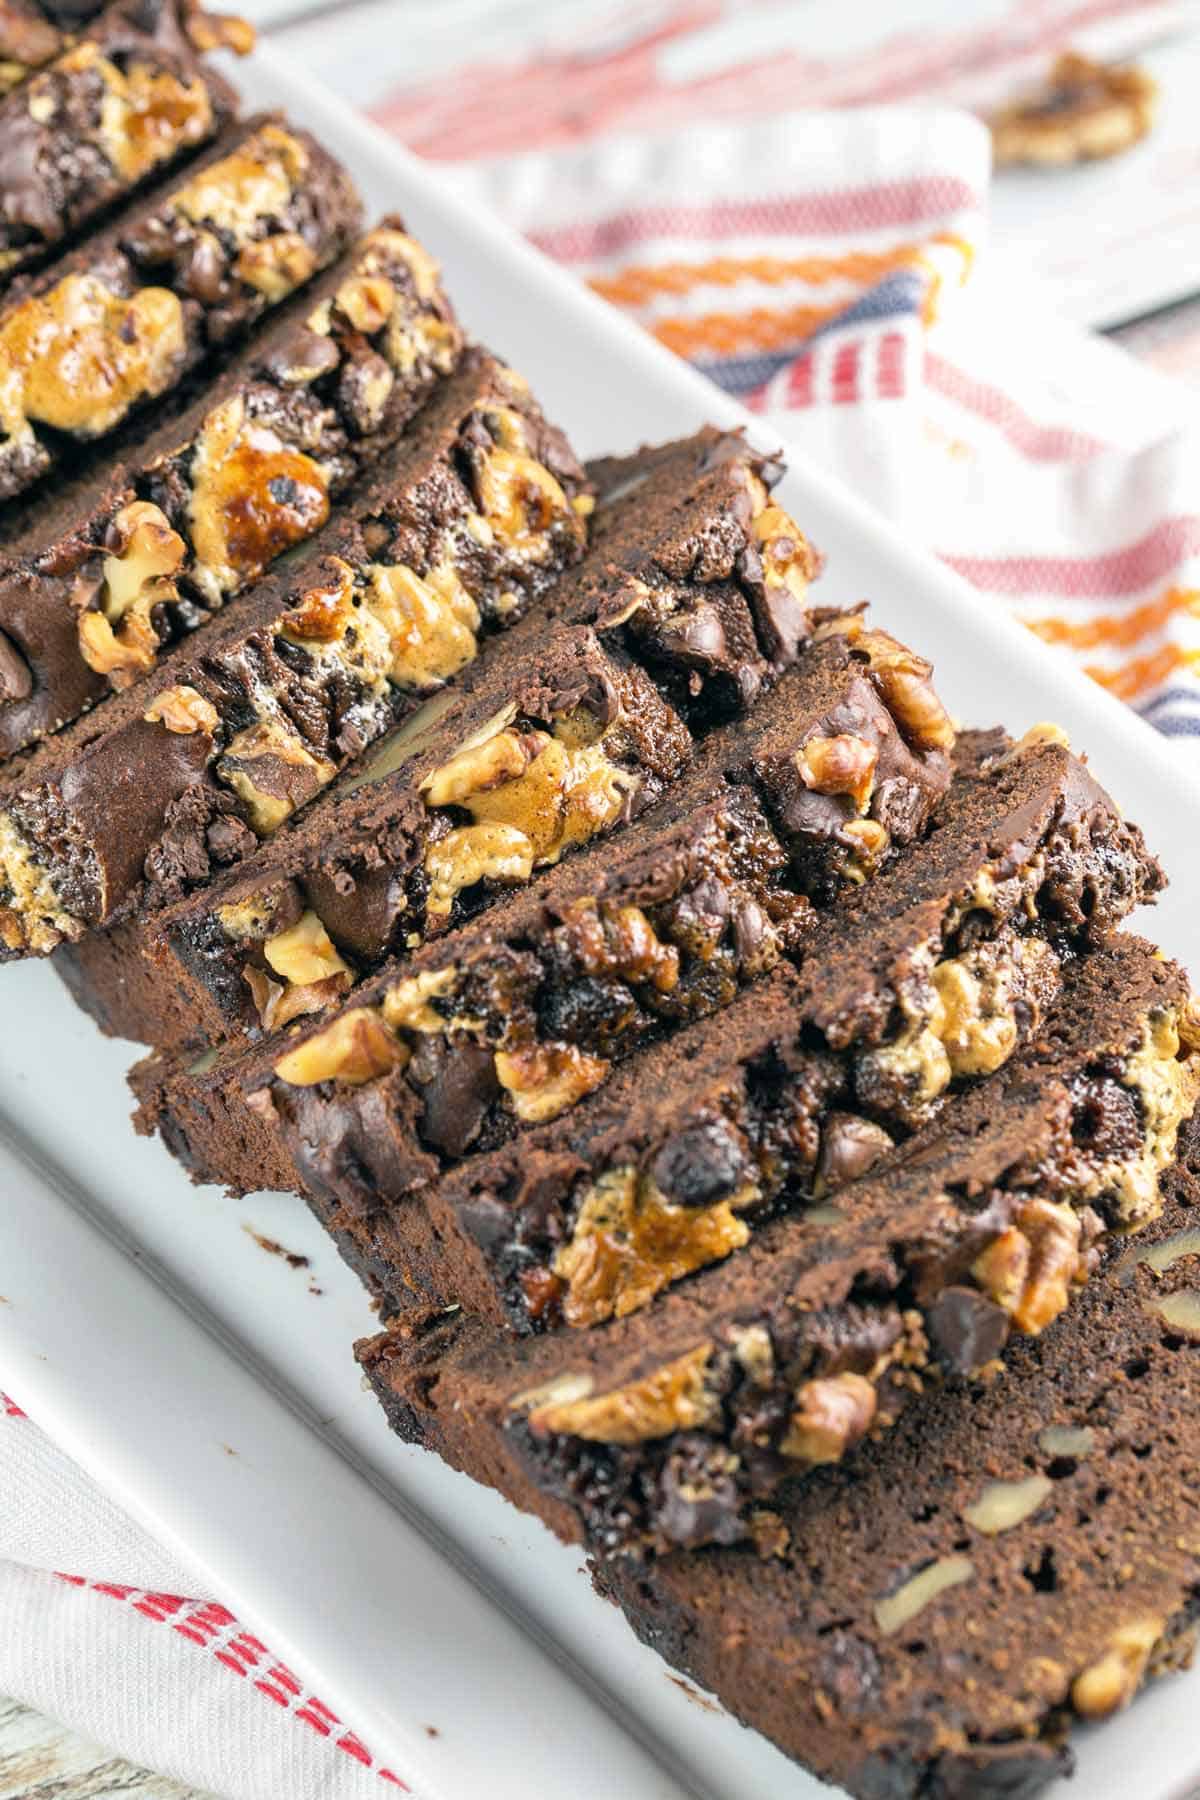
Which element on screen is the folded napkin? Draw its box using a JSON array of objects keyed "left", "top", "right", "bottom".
[
  {"left": 4, "top": 18, "right": 1198, "bottom": 1800},
  {"left": 0, "top": 1399, "right": 403, "bottom": 1798},
  {"left": 439, "top": 104, "right": 1199, "bottom": 739}
]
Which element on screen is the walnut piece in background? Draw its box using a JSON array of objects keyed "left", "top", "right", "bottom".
[{"left": 991, "top": 51, "right": 1159, "bottom": 167}]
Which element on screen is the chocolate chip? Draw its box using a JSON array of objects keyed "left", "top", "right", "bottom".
[
  {"left": 654, "top": 1435, "right": 743, "bottom": 1548},
  {"left": 0, "top": 629, "right": 32, "bottom": 703},
  {"left": 927, "top": 1285, "right": 1010, "bottom": 1375},
  {"left": 205, "top": 814, "right": 256, "bottom": 863},
  {"left": 732, "top": 898, "right": 768, "bottom": 967},
  {"left": 814, "top": 1631, "right": 882, "bottom": 1719},
  {"left": 184, "top": 232, "right": 227, "bottom": 305},
  {"left": 264, "top": 326, "right": 339, "bottom": 385},
  {"left": 742, "top": 555, "right": 810, "bottom": 663},
  {"left": 928, "top": 1741, "right": 1069, "bottom": 1800},
  {"left": 303, "top": 866, "right": 407, "bottom": 962},
  {"left": 414, "top": 1040, "right": 499, "bottom": 1159},
  {"left": 651, "top": 1117, "right": 748, "bottom": 1207},
  {"left": 816, "top": 1113, "right": 894, "bottom": 1190},
  {"left": 458, "top": 1189, "right": 512, "bottom": 1255},
  {"left": 537, "top": 975, "right": 638, "bottom": 1049},
  {"left": 656, "top": 600, "right": 727, "bottom": 666},
  {"left": 338, "top": 350, "right": 394, "bottom": 434},
  {"left": 1070, "top": 1071, "right": 1142, "bottom": 1162}
]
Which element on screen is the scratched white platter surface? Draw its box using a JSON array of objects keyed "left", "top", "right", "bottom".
[{"left": 1, "top": 43, "right": 1199, "bottom": 1800}]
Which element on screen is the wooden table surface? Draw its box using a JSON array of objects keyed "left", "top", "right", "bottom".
[{"left": 0, "top": 1701, "right": 216, "bottom": 1800}]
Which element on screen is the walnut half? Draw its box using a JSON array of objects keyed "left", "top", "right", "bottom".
[
  {"left": 78, "top": 501, "right": 187, "bottom": 684},
  {"left": 274, "top": 1006, "right": 407, "bottom": 1087}
]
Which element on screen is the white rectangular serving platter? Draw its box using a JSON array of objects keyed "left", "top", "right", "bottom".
[{"left": 2, "top": 43, "right": 1200, "bottom": 1800}]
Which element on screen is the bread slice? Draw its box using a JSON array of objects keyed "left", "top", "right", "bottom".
[{"left": 357, "top": 939, "right": 1199, "bottom": 1555}]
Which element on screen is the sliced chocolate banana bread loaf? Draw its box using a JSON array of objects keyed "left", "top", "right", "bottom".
[
  {"left": 0, "top": 111, "right": 360, "bottom": 501},
  {"left": 0, "top": 219, "right": 465, "bottom": 756},
  {"left": 0, "top": 381, "right": 593, "bottom": 956},
  {"left": 594, "top": 1110, "right": 1200, "bottom": 1798},
  {"left": 357, "top": 940, "right": 1199, "bottom": 1555},
  {"left": 0, "top": 0, "right": 239, "bottom": 287},
  {"left": 0, "top": 0, "right": 250, "bottom": 100},
  {"left": 65, "top": 608, "right": 958, "bottom": 1047},
  {"left": 119, "top": 723, "right": 1156, "bottom": 1239},
  {"left": 571, "top": 428, "right": 819, "bottom": 723}
]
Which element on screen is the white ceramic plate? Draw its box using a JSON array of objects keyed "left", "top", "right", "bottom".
[{"left": 1, "top": 43, "right": 1199, "bottom": 1800}]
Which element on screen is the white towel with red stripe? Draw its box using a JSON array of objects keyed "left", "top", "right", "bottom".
[
  {"left": 434, "top": 103, "right": 1199, "bottom": 739},
  {"left": 4, "top": 19, "right": 1200, "bottom": 1800},
  {"left": 0, "top": 1395, "right": 405, "bottom": 1795}
]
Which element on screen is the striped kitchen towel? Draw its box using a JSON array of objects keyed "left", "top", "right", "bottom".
[
  {"left": 0, "top": 1392, "right": 406, "bottom": 1798},
  {"left": 362, "top": 1, "right": 1200, "bottom": 740}
]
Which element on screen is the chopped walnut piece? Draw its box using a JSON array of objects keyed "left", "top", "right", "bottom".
[
  {"left": 972, "top": 1200, "right": 1083, "bottom": 1336},
  {"left": 559, "top": 899, "right": 680, "bottom": 994},
  {"left": 381, "top": 967, "right": 459, "bottom": 1034},
  {"left": 421, "top": 719, "right": 635, "bottom": 916},
  {"left": 841, "top": 816, "right": 890, "bottom": 882},
  {"left": 1145, "top": 1290, "right": 1200, "bottom": 1337},
  {"left": 1115, "top": 1231, "right": 1200, "bottom": 1288},
  {"left": 1037, "top": 1424, "right": 1095, "bottom": 1460},
  {"left": 184, "top": 7, "right": 256, "bottom": 55},
  {"left": 782, "top": 1371, "right": 877, "bottom": 1464},
  {"left": 494, "top": 1041, "right": 609, "bottom": 1125},
  {"left": 992, "top": 53, "right": 1158, "bottom": 168},
  {"left": 525, "top": 1342, "right": 721, "bottom": 1444},
  {"left": 971, "top": 1227, "right": 1030, "bottom": 1316},
  {"left": 730, "top": 1323, "right": 776, "bottom": 1386},
  {"left": 335, "top": 274, "right": 396, "bottom": 334},
  {"left": 235, "top": 232, "right": 318, "bottom": 303},
  {"left": 1014, "top": 1195, "right": 1086, "bottom": 1339},
  {"left": 188, "top": 396, "right": 331, "bottom": 597},
  {"left": 475, "top": 407, "right": 581, "bottom": 558},
  {"left": 874, "top": 1557, "right": 975, "bottom": 1638},
  {"left": 246, "top": 963, "right": 346, "bottom": 1031},
  {"left": 748, "top": 1509, "right": 791, "bottom": 1560},
  {"left": 263, "top": 909, "right": 351, "bottom": 987},
  {"left": 963, "top": 1474, "right": 1053, "bottom": 1535},
  {"left": 172, "top": 122, "right": 307, "bottom": 237},
  {"left": 932, "top": 954, "right": 1018, "bottom": 1079},
  {"left": 1073, "top": 1004, "right": 1200, "bottom": 1228},
  {"left": 424, "top": 823, "right": 535, "bottom": 918},
  {"left": 795, "top": 732, "right": 878, "bottom": 810},
  {"left": 216, "top": 885, "right": 298, "bottom": 943},
  {"left": 0, "top": 812, "right": 77, "bottom": 954},
  {"left": 855, "top": 629, "right": 955, "bottom": 753},
  {"left": 49, "top": 41, "right": 215, "bottom": 186},
  {"left": 510, "top": 1369, "right": 594, "bottom": 1413},
  {"left": 1071, "top": 1618, "right": 1164, "bottom": 1718},
  {"left": 999, "top": 722, "right": 1071, "bottom": 762},
  {"left": 857, "top": 934, "right": 1059, "bottom": 1120},
  {"left": 143, "top": 684, "right": 218, "bottom": 735},
  {"left": 421, "top": 726, "right": 540, "bottom": 808},
  {"left": 453, "top": 732, "right": 635, "bottom": 863},
  {"left": 366, "top": 560, "right": 480, "bottom": 689},
  {"left": 274, "top": 1006, "right": 406, "bottom": 1087},
  {"left": 217, "top": 718, "right": 336, "bottom": 836},
  {"left": 282, "top": 558, "right": 356, "bottom": 645},
  {"left": 78, "top": 501, "right": 187, "bottom": 683},
  {"left": 0, "top": 273, "right": 186, "bottom": 439},
  {"left": 549, "top": 1164, "right": 754, "bottom": 1327},
  {"left": 744, "top": 471, "right": 819, "bottom": 606}
]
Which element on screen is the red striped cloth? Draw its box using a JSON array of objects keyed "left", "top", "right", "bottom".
[
  {"left": 0, "top": 1396, "right": 408, "bottom": 1797},
  {"left": 381, "top": 9, "right": 1199, "bottom": 739}
]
